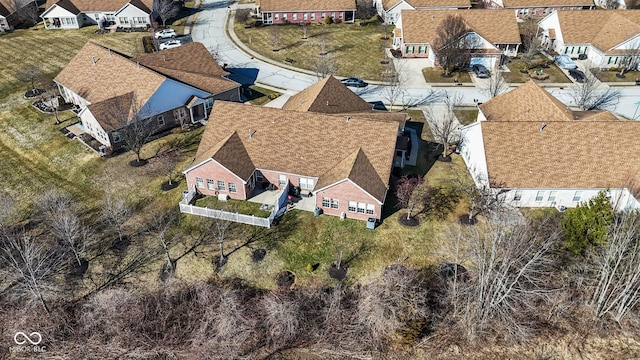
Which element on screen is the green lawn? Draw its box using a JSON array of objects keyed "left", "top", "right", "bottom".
[
  {"left": 504, "top": 57, "right": 571, "bottom": 83},
  {"left": 422, "top": 68, "right": 472, "bottom": 83},
  {"left": 245, "top": 85, "right": 280, "bottom": 105},
  {"left": 195, "top": 196, "right": 271, "bottom": 217},
  {"left": 454, "top": 109, "right": 478, "bottom": 126},
  {"left": 593, "top": 69, "right": 640, "bottom": 82},
  {"left": 233, "top": 21, "right": 392, "bottom": 81}
]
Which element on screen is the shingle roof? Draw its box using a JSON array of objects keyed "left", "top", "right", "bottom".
[
  {"left": 502, "top": 0, "right": 592, "bottom": 7},
  {"left": 283, "top": 76, "right": 373, "bottom": 113},
  {"left": 383, "top": 0, "right": 470, "bottom": 9},
  {"left": 193, "top": 102, "right": 398, "bottom": 202},
  {"left": 0, "top": 2, "right": 9, "bottom": 17},
  {"left": 259, "top": 0, "right": 356, "bottom": 11},
  {"left": 86, "top": 92, "right": 136, "bottom": 131},
  {"left": 555, "top": 10, "right": 640, "bottom": 52},
  {"left": 479, "top": 80, "right": 617, "bottom": 121},
  {"left": 400, "top": 9, "right": 521, "bottom": 45},
  {"left": 55, "top": 42, "right": 165, "bottom": 106},
  {"left": 132, "top": 43, "right": 240, "bottom": 95},
  {"left": 482, "top": 121, "right": 640, "bottom": 189},
  {"left": 45, "top": 0, "right": 152, "bottom": 13}
]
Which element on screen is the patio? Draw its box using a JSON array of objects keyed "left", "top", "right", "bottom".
[{"left": 248, "top": 187, "right": 317, "bottom": 213}]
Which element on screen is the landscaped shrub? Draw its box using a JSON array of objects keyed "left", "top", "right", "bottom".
[{"left": 324, "top": 16, "right": 333, "bottom": 24}]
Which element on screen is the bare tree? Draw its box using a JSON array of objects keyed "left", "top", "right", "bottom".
[
  {"left": 102, "top": 193, "right": 132, "bottom": 244},
  {"left": 425, "top": 91, "right": 463, "bottom": 160},
  {"left": 520, "top": 18, "right": 539, "bottom": 54},
  {"left": 356, "top": 0, "right": 376, "bottom": 20},
  {"left": 301, "top": 22, "right": 308, "bottom": 39},
  {"left": 262, "top": 293, "right": 301, "bottom": 348},
  {"left": 154, "top": 0, "right": 180, "bottom": 27},
  {"left": 271, "top": 25, "right": 280, "bottom": 51},
  {"left": 482, "top": 70, "right": 509, "bottom": 99},
  {"left": 588, "top": 211, "right": 640, "bottom": 323},
  {"left": 383, "top": 61, "right": 442, "bottom": 111},
  {"left": 453, "top": 171, "right": 508, "bottom": 224},
  {"left": 146, "top": 208, "right": 181, "bottom": 275},
  {"left": 432, "top": 14, "right": 470, "bottom": 75},
  {"left": 159, "top": 149, "right": 182, "bottom": 188},
  {"left": 205, "top": 216, "right": 237, "bottom": 269},
  {"left": 16, "top": 63, "right": 43, "bottom": 93},
  {"left": 311, "top": 53, "right": 336, "bottom": 79},
  {"left": 108, "top": 92, "right": 156, "bottom": 164},
  {"left": 569, "top": 70, "right": 621, "bottom": 110},
  {"left": 395, "top": 175, "right": 425, "bottom": 220},
  {"left": 603, "top": 0, "right": 620, "bottom": 9},
  {"left": 619, "top": 38, "right": 640, "bottom": 74},
  {"left": 208, "top": 289, "right": 259, "bottom": 356},
  {"left": 50, "top": 207, "right": 94, "bottom": 267},
  {"left": 0, "top": 231, "right": 66, "bottom": 313}
]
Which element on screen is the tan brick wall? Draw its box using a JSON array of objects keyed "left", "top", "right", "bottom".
[
  {"left": 185, "top": 160, "right": 249, "bottom": 200},
  {"left": 316, "top": 180, "right": 384, "bottom": 221}
]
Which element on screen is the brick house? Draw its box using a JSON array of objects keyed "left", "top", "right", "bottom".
[
  {"left": 183, "top": 101, "right": 399, "bottom": 221},
  {"left": 459, "top": 80, "right": 640, "bottom": 212},
  {"left": 41, "top": 0, "right": 153, "bottom": 29},
  {"left": 256, "top": 0, "right": 356, "bottom": 25},
  {"left": 0, "top": 0, "right": 38, "bottom": 31},
  {"left": 538, "top": 10, "right": 640, "bottom": 70},
  {"left": 393, "top": 10, "right": 521, "bottom": 69},
  {"left": 374, "top": 0, "right": 471, "bottom": 25},
  {"left": 54, "top": 42, "right": 240, "bottom": 154},
  {"left": 483, "top": 0, "right": 593, "bottom": 19}
]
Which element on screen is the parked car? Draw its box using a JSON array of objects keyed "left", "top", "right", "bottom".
[
  {"left": 554, "top": 55, "right": 578, "bottom": 70},
  {"left": 159, "top": 39, "right": 182, "bottom": 50},
  {"left": 568, "top": 69, "right": 586, "bottom": 83},
  {"left": 155, "top": 29, "right": 177, "bottom": 39},
  {"left": 340, "top": 77, "right": 368, "bottom": 87},
  {"left": 471, "top": 64, "right": 490, "bottom": 78}
]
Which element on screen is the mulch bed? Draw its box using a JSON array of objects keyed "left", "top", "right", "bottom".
[
  {"left": 328, "top": 261, "right": 348, "bottom": 281},
  {"left": 276, "top": 270, "right": 296, "bottom": 289},
  {"left": 252, "top": 249, "right": 267, "bottom": 263},
  {"left": 459, "top": 214, "right": 478, "bottom": 225},
  {"left": 24, "top": 88, "right": 45, "bottom": 98},
  {"left": 130, "top": 159, "right": 148, "bottom": 167},
  {"left": 161, "top": 180, "right": 180, "bottom": 191},
  {"left": 398, "top": 212, "right": 420, "bottom": 227}
]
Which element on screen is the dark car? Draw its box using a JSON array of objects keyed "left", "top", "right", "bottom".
[
  {"left": 568, "top": 69, "right": 586, "bottom": 83},
  {"left": 341, "top": 77, "right": 368, "bottom": 87},
  {"left": 471, "top": 64, "right": 490, "bottom": 78}
]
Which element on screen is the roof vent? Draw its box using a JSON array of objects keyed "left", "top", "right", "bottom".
[
  {"left": 137, "top": 61, "right": 140, "bottom": 70},
  {"left": 525, "top": 108, "right": 530, "bottom": 115},
  {"left": 565, "top": 106, "right": 569, "bottom": 113},
  {"left": 91, "top": 56, "right": 96, "bottom": 65},
  {"left": 345, "top": 116, "right": 350, "bottom": 123},
  {"left": 163, "top": 54, "right": 166, "bottom": 62},
  {"left": 108, "top": 48, "right": 111, "bottom": 56},
  {"left": 249, "top": 129, "right": 256, "bottom": 138},
  {"left": 326, "top": 101, "right": 329, "bottom": 106},
  {"left": 539, "top": 122, "right": 546, "bottom": 133}
]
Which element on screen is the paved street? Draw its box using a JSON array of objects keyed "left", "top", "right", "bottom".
[{"left": 191, "top": 0, "right": 640, "bottom": 119}]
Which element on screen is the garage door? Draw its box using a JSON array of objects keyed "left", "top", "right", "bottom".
[{"left": 469, "top": 57, "right": 493, "bottom": 69}]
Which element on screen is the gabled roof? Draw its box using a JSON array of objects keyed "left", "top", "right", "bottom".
[
  {"left": 554, "top": 10, "right": 640, "bottom": 52},
  {"left": 55, "top": 42, "right": 165, "bottom": 106},
  {"left": 44, "top": 0, "right": 152, "bottom": 13},
  {"left": 0, "top": 2, "right": 9, "bottom": 17},
  {"left": 283, "top": 76, "right": 373, "bottom": 114},
  {"left": 479, "top": 80, "right": 617, "bottom": 122},
  {"left": 482, "top": 121, "right": 640, "bottom": 189},
  {"left": 501, "top": 0, "right": 592, "bottom": 7},
  {"left": 259, "top": 0, "right": 356, "bottom": 11},
  {"left": 399, "top": 10, "right": 521, "bottom": 45},
  {"left": 192, "top": 102, "right": 398, "bottom": 202},
  {"left": 382, "top": 0, "right": 470, "bottom": 10},
  {"left": 132, "top": 43, "right": 240, "bottom": 95},
  {"left": 86, "top": 92, "right": 136, "bottom": 131}
]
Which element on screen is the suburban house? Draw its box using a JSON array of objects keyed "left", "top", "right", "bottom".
[
  {"left": 483, "top": 0, "right": 593, "bottom": 19},
  {"left": 41, "top": 0, "right": 153, "bottom": 29},
  {"left": 282, "top": 75, "right": 410, "bottom": 168},
  {"left": 255, "top": 0, "right": 356, "bottom": 24},
  {"left": 0, "top": 0, "right": 38, "bottom": 31},
  {"left": 393, "top": 10, "right": 521, "bottom": 68},
  {"left": 374, "top": 0, "right": 471, "bottom": 24},
  {"left": 459, "top": 80, "right": 640, "bottom": 212},
  {"left": 54, "top": 42, "right": 240, "bottom": 154},
  {"left": 183, "top": 101, "right": 400, "bottom": 221},
  {"left": 538, "top": 10, "right": 640, "bottom": 69}
]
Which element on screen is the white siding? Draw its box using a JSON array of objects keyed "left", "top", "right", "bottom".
[
  {"left": 115, "top": 4, "right": 151, "bottom": 28},
  {"left": 506, "top": 188, "right": 640, "bottom": 211},
  {"left": 386, "top": 2, "right": 414, "bottom": 24},
  {"left": 43, "top": 4, "right": 76, "bottom": 18},
  {"left": 459, "top": 121, "right": 489, "bottom": 188},
  {"left": 80, "top": 109, "right": 111, "bottom": 147}
]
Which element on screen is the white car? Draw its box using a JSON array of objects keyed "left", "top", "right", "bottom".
[
  {"left": 159, "top": 39, "right": 182, "bottom": 50},
  {"left": 154, "top": 29, "right": 177, "bottom": 39}
]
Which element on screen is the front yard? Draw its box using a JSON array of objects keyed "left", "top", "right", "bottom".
[
  {"left": 422, "top": 68, "right": 472, "bottom": 83},
  {"left": 503, "top": 56, "right": 571, "bottom": 83}
]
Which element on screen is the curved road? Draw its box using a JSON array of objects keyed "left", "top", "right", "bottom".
[{"left": 192, "top": 0, "right": 640, "bottom": 119}]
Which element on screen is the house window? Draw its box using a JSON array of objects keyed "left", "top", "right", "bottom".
[
  {"left": 331, "top": 12, "right": 335, "bottom": 18},
  {"left": 548, "top": 191, "right": 557, "bottom": 202},
  {"left": 300, "top": 178, "right": 314, "bottom": 190},
  {"left": 278, "top": 174, "right": 287, "bottom": 185},
  {"left": 174, "top": 108, "right": 187, "bottom": 122},
  {"left": 157, "top": 115, "right": 165, "bottom": 126},
  {"left": 310, "top": 13, "right": 315, "bottom": 20},
  {"left": 119, "top": 17, "right": 129, "bottom": 24},
  {"left": 113, "top": 132, "right": 121, "bottom": 143},
  {"left": 322, "top": 197, "right": 339, "bottom": 209},
  {"left": 229, "top": 182, "right": 237, "bottom": 193},
  {"left": 357, "top": 202, "right": 366, "bottom": 214},
  {"left": 292, "top": 13, "right": 297, "bottom": 20},
  {"left": 573, "top": 191, "right": 582, "bottom": 202},
  {"left": 303, "top": 13, "right": 308, "bottom": 20},
  {"left": 339, "top": 12, "right": 343, "bottom": 19},
  {"left": 348, "top": 201, "right": 357, "bottom": 212},
  {"left": 535, "top": 191, "right": 545, "bottom": 201},
  {"left": 255, "top": 170, "right": 264, "bottom": 182},
  {"left": 207, "top": 179, "right": 215, "bottom": 190},
  {"left": 196, "top": 177, "right": 204, "bottom": 188},
  {"left": 133, "top": 17, "right": 146, "bottom": 25},
  {"left": 274, "top": 13, "right": 279, "bottom": 20},
  {"left": 513, "top": 190, "right": 522, "bottom": 201},
  {"left": 406, "top": 45, "right": 414, "bottom": 54},
  {"left": 217, "top": 180, "right": 226, "bottom": 191},
  {"left": 366, "top": 204, "right": 375, "bottom": 215},
  {"left": 283, "top": 13, "right": 287, "bottom": 21},
  {"left": 418, "top": 45, "right": 426, "bottom": 53},
  {"left": 322, "top": 12, "right": 326, "bottom": 18}
]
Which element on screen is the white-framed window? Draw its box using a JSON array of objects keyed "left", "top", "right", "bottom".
[
  {"left": 303, "top": 13, "right": 308, "bottom": 20},
  {"left": 292, "top": 13, "right": 297, "bottom": 20},
  {"left": 406, "top": 45, "right": 414, "bottom": 54},
  {"left": 113, "top": 132, "right": 121, "bottom": 143},
  {"left": 255, "top": 170, "right": 264, "bottom": 182},
  {"left": 217, "top": 180, "right": 226, "bottom": 191},
  {"left": 513, "top": 190, "right": 522, "bottom": 201},
  {"left": 548, "top": 191, "right": 557, "bottom": 202},
  {"left": 207, "top": 179, "right": 215, "bottom": 190},
  {"left": 322, "top": 197, "right": 339, "bottom": 209},
  {"left": 274, "top": 13, "right": 279, "bottom": 20},
  {"left": 356, "top": 202, "right": 366, "bottom": 214},
  {"left": 229, "top": 182, "right": 237, "bottom": 192},
  {"left": 174, "top": 108, "right": 187, "bottom": 121},
  {"left": 418, "top": 45, "right": 426, "bottom": 53},
  {"left": 300, "top": 178, "right": 314, "bottom": 190},
  {"left": 322, "top": 12, "right": 326, "bottom": 18},
  {"left": 310, "top": 13, "right": 315, "bottom": 20},
  {"left": 348, "top": 201, "right": 357, "bottom": 212},
  {"left": 157, "top": 115, "right": 165, "bottom": 126},
  {"left": 133, "top": 17, "right": 146, "bottom": 25},
  {"left": 331, "top": 12, "right": 335, "bottom": 18},
  {"left": 119, "top": 17, "right": 129, "bottom": 24},
  {"left": 573, "top": 191, "right": 582, "bottom": 202},
  {"left": 366, "top": 204, "right": 375, "bottom": 215},
  {"left": 196, "top": 177, "right": 204, "bottom": 188},
  {"left": 278, "top": 174, "right": 287, "bottom": 185},
  {"left": 535, "top": 191, "right": 544, "bottom": 202},
  {"left": 339, "top": 12, "right": 343, "bottom": 19}
]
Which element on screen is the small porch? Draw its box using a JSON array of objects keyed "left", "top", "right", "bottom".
[
  {"left": 248, "top": 185, "right": 317, "bottom": 213},
  {"left": 186, "top": 96, "right": 208, "bottom": 123}
]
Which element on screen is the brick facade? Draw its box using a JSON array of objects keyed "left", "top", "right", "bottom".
[
  {"left": 186, "top": 160, "right": 249, "bottom": 200},
  {"left": 316, "top": 180, "right": 383, "bottom": 221},
  {"left": 262, "top": 10, "right": 354, "bottom": 24}
]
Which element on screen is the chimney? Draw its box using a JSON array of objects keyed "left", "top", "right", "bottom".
[
  {"left": 91, "top": 56, "right": 96, "bottom": 65},
  {"left": 539, "top": 122, "right": 546, "bottom": 133},
  {"left": 326, "top": 100, "right": 329, "bottom": 106}
]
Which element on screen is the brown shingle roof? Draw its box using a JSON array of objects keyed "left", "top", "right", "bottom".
[
  {"left": 482, "top": 121, "right": 640, "bottom": 189},
  {"left": 86, "top": 92, "right": 136, "bottom": 131},
  {"left": 132, "top": 43, "right": 240, "bottom": 95},
  {"left": 400, "top": 9, "right": 521, "bottom": 45},
  {"left": 45, "top": 0, "right": 152, "bottom": 13},
  {"left": 282, "top": 76, "right": 373, "bottom": 114},
  {"left": 55, "top": 42, "right": 165, "bottom": 106},
  {"left": 259, "top": 0, "right": 356, "bottom": 11},
  {"left": 479, "top": 80, "right": 617, "bottom": 121},
  {"left": 193, "top": 102, "right": 398, "bottom": 202},
  {"left": 502, "top": 0, "right": 592, "bottom": 7},
  {"left": 555, "top": 10, "right": 640, "bottom": 52},
  {"left": 383, "top": 0, "right": 470, "bottom": 9}
]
